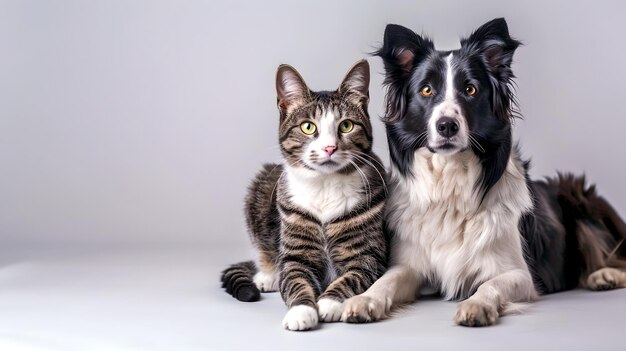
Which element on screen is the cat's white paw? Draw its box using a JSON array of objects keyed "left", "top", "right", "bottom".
[
  {"left": 317, "top": 298, "right": 344, "bottom": 322},
  {"left": 282, "top": 305, "right": 319, "bottom": 331},
  {"left": 253, "top": 270, "right": 278, "bottom": 292}
]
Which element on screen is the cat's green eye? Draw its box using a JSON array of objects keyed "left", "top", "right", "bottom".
[
  {"left": 339, "top": 120, "right": 354, "bottom": 133},
  {"left": 300, "top": 121, "right": 317, "bottom": 135}
]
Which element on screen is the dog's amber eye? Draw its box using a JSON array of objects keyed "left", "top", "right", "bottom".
[
  {"left": 420, "top": 85, "right": 433, "bottom": 97},
  {"left": 339, "top": 120, "right": 354, "bottom": 133},
  {"left": 300, "top": 121, "right": 317, "bottom": 135},
  {"left": 465, "top": 84, "right": 477, "bottom": 96}
]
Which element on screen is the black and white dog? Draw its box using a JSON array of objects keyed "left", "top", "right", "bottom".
[{"left": 341, "top": 18, "right": 626, "bottom": 326}]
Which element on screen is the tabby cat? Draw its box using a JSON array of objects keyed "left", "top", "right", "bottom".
[{"left": 220, "top": 60, "right": 388, "bottom": 331}]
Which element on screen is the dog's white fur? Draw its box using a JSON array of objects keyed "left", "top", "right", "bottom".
[
  {"left": 342, "top": 149, "right": 538, "bottom": 325},
  {"left": 427, "top": 54, "right": 469, "bottom": 153},
  {"left": 342, "top": 53, "right": 539, "bottom": 326}
]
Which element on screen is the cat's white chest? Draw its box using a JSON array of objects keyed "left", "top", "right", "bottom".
[{"left": 285, "top": 167, "right": 363, "bottom": 223}]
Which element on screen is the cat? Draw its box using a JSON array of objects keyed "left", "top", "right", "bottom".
[{"left": 220, "top": 60, "right": 388, "bottom": 331}]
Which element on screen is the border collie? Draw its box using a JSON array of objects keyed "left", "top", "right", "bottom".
[{"left": 340, "top": 18, "right": 626, "bottom": 327}]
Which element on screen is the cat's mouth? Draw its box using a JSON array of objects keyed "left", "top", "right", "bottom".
[
  {"left": 318, "top": 160, "right": 339, "bottom": 167},
  {"left": 310, "top": 159, "right": 347, "bottom": 173}
]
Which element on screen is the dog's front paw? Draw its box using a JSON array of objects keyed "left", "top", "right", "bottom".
[
  {"left": 454, "top": 299, "right": 498, "bottom": 327},
  {"left": 341, "top": 295, "right": 388, "bottom": 323},
  {"left": 587, "top": 267, "right": 626, "bottom": 291},
  {"left": 317, "top": 298, "right": 344, "bottom": 322},
  {"left": 282, "top": 305, "right": 318, "bottom": 331}
]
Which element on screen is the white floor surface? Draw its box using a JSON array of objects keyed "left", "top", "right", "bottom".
[{"left": 1, "top": 246, "right": 625, "bottom": 351}]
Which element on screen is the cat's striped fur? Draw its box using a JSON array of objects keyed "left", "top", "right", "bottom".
[{"left": 221, "top": 60, "right": 388, "bottom": 331}]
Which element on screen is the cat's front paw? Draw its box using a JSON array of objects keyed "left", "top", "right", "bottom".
[
  {"left": 454, "top": 299, "right": 498, "bottom": 327},
  {"left": 253, "top": 271, "right": 278, "bottom": 292},
  {"left": 317, "top": 298, "right": 344, "bottom": 322},
  {"left": 341, "top": 295, "right": 388, "bottom": 323},
  {"left": 282, "top": 305, "right": 319, "bottom": 331}
]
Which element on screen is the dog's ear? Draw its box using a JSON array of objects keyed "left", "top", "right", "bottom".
[
  {"left": 338, "top": 59, "right": 370, "bottom": 107},
  {"left": 276, "top": 64, "right": 310, "bottom": 114},
  {"left": 375, "top": 24, "right": 433, "bottom": 121},
  {"left": 462, "top": 18, "right": 521, "bottom": 72},
  {"left": 462, "top": 18, "right": 521, "bottom": 122},
  {"left": 375, "top": 24, "right": 433, "bottom": 78}
]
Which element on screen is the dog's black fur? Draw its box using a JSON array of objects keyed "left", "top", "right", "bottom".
[{"left": 378, "top": 18, "right": 626, "bottom": 294}]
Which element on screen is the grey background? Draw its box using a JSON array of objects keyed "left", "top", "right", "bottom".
[{"left": 1, "top": 0, "right": 626, "bottom": 350}]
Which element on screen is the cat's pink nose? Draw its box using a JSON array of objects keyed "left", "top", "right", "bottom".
[{"left": 323, "top": 145, "right": 337, "bottom": 157}]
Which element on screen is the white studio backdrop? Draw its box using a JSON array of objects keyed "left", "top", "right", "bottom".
[{"left": 2, "top": 0, "right": 626, "bottom": 252}]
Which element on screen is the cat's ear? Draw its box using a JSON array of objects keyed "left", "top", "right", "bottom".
[
  {"left": 339, "top": 60, "right": 370, "bottom": 106},
  {"left": 276, "top": 64, "right": 310, "bottom": 112}
]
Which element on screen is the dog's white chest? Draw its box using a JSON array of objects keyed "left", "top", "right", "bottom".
[
  {"left": 386, "top": 149, "right": 532, "bottom": 299},
  {"left": 285, "top": 168, "right": 363, "bottom": 223},
  {"left": 388, "top": 149, "right": 480, "bottom": 249}
]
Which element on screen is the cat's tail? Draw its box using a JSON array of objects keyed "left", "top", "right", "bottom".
[{"left": 221, "top": 260, "right": 260, "bottom": 302}]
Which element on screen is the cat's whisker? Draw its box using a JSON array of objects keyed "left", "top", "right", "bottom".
[
  {"left": 269, "top": 165, "right": 286, "bottom": 202},
  {"left": 351, "top": 153, "right": 388, "bottom": 196},
  {"left": 350, "top": 161, "right": 372, "bottom": 206},
  {"left": 269, "top": 159, "right": 305, "bottom": 201},
  {"left": 352, "top": 150, "right": 387, "bottom": 169},
  {"left": 349, "top": 159, "right": 372, "bottom": 207}
]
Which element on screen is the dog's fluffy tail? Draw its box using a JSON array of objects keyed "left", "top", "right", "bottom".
[
  {"left": 554, "top": 173, "right": 626, "bottom": 274},
  {"left": 221, "top": 261, "right": 260, "bottom": 302}
]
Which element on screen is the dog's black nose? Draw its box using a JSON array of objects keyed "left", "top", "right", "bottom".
[{"left": 436, "top": 117, "right": 459, "bottom": 138}]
